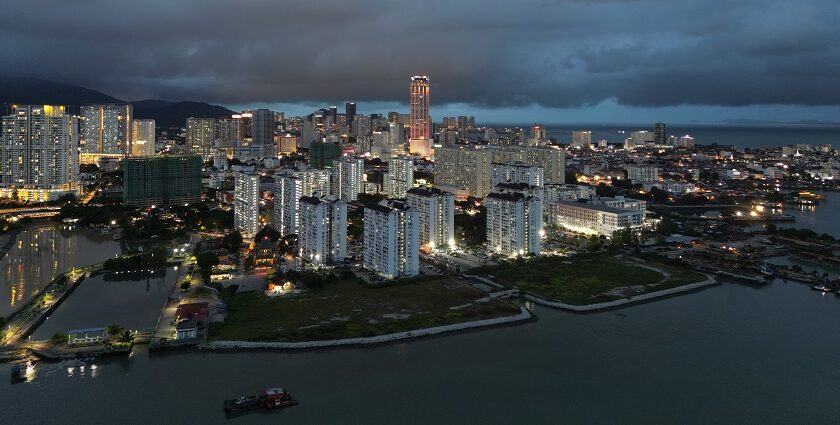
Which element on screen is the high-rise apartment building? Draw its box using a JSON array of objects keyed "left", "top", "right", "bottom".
[
  {"left": 654, "top": 122, "right": 667, "bottom": 145},
  {"left": 408, "top": 76, "right": 432, "bottom": 157},
  {"left": 0, "top": 105, "right": 79, "bottom": 201},
  {"left": 131, "top": 119, "right": 155, "bottom": 156},
  {"left": 492, "top": 146, "right": 565, "bottom": 185},
  {"left": 298, "top": 196, "right": 347, "bottom": 266},
  {"left": 331, "top": 155, "right": 364, "bottom": 202},
  {"left": 363, "top": 200, "right": 419, "bottom": 279},
  {"left": 215, "top": 118, "right": 238, "bottom": 148},
  {"left": 273, "top": 168, "right": 331, "bottom": 236},
  {"left": 434, "top": 145, "right": 494, "bottom": 197},
  {"left": 485, "top": 191, "right": 542, "bottom": 257},
  {"left": 405, "top": 187, "right": 455, "bottom": 251},
  {"left": 80, "top": 104, "right": 132, "bottom": 158},
  {"left": 122, "top": 155, "right": 202, "bottom": 207},
  {"left": 490, "top": 161, "right": 544, "bottom": 188},
  {"left": 234, "top": 173, "right": 260, "bottom": 237},
  {"left": 186, "top": 118, "right": 217, "bottom": 156},
  {"left": 385, "top": 156, "right": 414, "bottom": 198},
  {"left": 571, "top": 130, "right": 592, "bottom": 149}
]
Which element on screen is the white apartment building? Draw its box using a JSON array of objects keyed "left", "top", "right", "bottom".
[
  {"left": 0, "top": 105, "right": 79, "bottom": 202},
  {"left": 186, "top": 117, "right": 217, "bottom": 157},
  {"left": 543, "top": 184, "right": 596, "bottom": 203},
  {"left": 405, "top": 187, "right": 455, "bottom": 250},
  {"left": 600, "top": 196, "right": 647, "bottom": 212},
  {"left": 385, "top": 156, "right": 414, "bottom": 198},
  {"left": 332, "top": 155, "right": 364, "bottom": 202},
  {"left": 299, "top": 196, "right": 347, "bottom": 266},
  {"left": 625, "top": 164, "right": 661, "bottom": 183},
  {"left": 234, "top": 173, "right": 260, "bottom": 237},
  {"left": 435, "top": 145, "right": 565, "bottom": 197},
  {"left": 484, "top": 191, "right": 543, "bottom": 257},
  {"left": 273, "top": 168, "right": 331, "bottom": 236},
  {"left": 363, "top": 201, "right": 419, "bottom": 279},
  {"left": 548, "top": 198, "right": 645, "bottom": 237},
  {"left": 490, "top": 161, "right": 544, "bottom": 187}
]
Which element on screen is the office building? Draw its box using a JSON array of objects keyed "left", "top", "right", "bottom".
[
  {"left": 122, "top": 155, "right": 202, "bottom": 207},
  {"left": 408, "top": 76, "right": 432, "bottom": 157},
  {"left": 485, "top": 191, "right": 542, "bottom": 257},
  {"left": 406, "top": 187, "right": 455, "bottom": 251},
  {"left": 186, "top": 118, "right": 217, "bottom": 156},
  {"left": 331, "top": 155, "right": 364, "bottom": 202},
  {"left": 490, "top": 161, "right": 544, "bottom": 187},
  {"left": 0, "top": 105, "right": 79, "bottom": 201},
  {"left": 363, "top": 200, "right": 419, "bottom": 279},
  {"left": 273, "top": 168, "right": 331, "bottom": 236},
  {"left": 299, "top": 196, "right": 347, "bottom": 266},
  {"left": 345, "top": 102, "right": 356, "bottom": 125},
  {"left": 385, "top": 156, "right": 414, "bottom": 198},
  {"left": 131, "top": 119, "right": 155, "bottom": 156},
  {"left": 571, "top": 130, "right": 592, "bottom": 149},
  {"left": 252, "top": 109, "right": 274, "bottom": 155},
  {"left": 276, "top": 134, "right": 297, "bottom": 154},
  {"left": 234, "top": 173, "right": 260, "bottom": 237}
]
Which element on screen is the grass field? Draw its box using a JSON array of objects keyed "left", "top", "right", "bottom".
[
  {"left": 478, "top": 254, "right": 707, "bottom": 305},
  {"left": 208, "top": 277, "right": 520, "bottom": 342}
]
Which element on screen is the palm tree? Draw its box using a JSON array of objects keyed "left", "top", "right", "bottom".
[
  {"left": 105, "top": 324, "right": 125, "bottom": 337},
  {"left": 118, "top": 330, "right": 133, "bottom": 344}
]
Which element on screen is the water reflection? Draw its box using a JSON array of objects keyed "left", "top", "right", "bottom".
[{"left": 0, "top": 223, "right": 123, "bottom": 317}]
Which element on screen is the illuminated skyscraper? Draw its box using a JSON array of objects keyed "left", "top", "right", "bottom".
[
  {"left": 131, "top": 119, "right": 155, "bottom": 156},
  {"left": 186, "top": 118, "right": 216, "bottom": 156},
  {"left": 0, "top": 105, "right": 79, "bottom": 201},
  {"left": 80, "top": 104, "right": 132, "bottom": 157},
  {"left": 409, "top": 76, "right": 432, "bottom": 157},
  {"left": 234, "top": 173, "right": 260, "bottom": 237}
]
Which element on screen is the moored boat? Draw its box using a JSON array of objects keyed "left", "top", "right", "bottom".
[{"left": 223, "top": 387, "right": 298, "bottom": 415}]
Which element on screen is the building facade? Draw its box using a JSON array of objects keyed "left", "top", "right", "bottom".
[
  {"left": 363, "top": 201, "right": 419, "bottom": 279},
  {"left": 273, "top": 168, "right": 331, "bottom": 236},
  {"left": 299, "top": 196, "right": 347, "bottom": 266},
  {"left": 405, "top": 187, "right": 455, "bottom": 251},
  {"left": 408, "top": 76, "right": 432, "bottom": 157},
  {"left": 131, "top": 119, "right": 155, "bottom": 156},
  {"left": 186, "top": 117, "right": 217, "bottom": 157},
  {"left": 385, "top": 156, "right": 414, "bottom": 198},
  {"left": 122, "top": 155, "right": 202, "bottom": 207},
  {"left": 331, "top": 155, "right": 364, "bottom": 202},
  {"left": 0, "top": 105, "right": 79, "bottom": 201},
  {"left": 485, "top": 192, "right": 542, "bottom": 256},
  {"left": 234, "top": 173, "right": 260, "bottom": 237},
  {"left": 547, "top": 197, "right": 645, "bottom": 236},
  {"left": 490, "top": 161, "right": 544, "bottom": 187}
]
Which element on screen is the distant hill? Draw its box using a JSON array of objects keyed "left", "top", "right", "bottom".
[
  {"left": 0, "top": 76, "right": 235, "bottom": 128},
  {"left": 132, "top": 99, "right": 235, "bottom": 128},
  {"left": 0, "top": 76, "right": 121, "bottom": 106}
]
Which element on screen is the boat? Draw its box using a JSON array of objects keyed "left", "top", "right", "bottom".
[
  {"left": 759, "top": 261, "right": 775, "bottom": 277},
  {"left": 223, "top": 387, "right": 297, "bottom": 415},
  {"left": 811, "top": 284, "right": 833, "bottom": 293},
  {"left": 223, "top": 395, "right": 261, "bottom": 414}
]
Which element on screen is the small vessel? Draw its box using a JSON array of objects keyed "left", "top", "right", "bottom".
[
  {"left": 224, "top": 387, "right": 297, "bottom": 415},
  {"left": 759, "top": 261, "right": 775, "bottom": 277},
  {"left": 811, "top": 284, "right": 833, "bottom": 293}
]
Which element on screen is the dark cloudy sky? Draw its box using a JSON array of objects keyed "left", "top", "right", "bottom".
[{"left": 2, "top": 0, "right": 839, "bottom": 123}]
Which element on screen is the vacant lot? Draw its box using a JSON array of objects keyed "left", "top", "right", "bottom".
[
  {"left": 208, "top": 277, "right": 520, "bottom": 342},
  {"left": 479, "top": 254, "right": 707, "bottom": 305}
]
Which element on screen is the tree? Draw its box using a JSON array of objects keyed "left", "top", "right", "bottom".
[
  {"left": 255, "top": 226, "right": 282, "bottom": 243},
  {"left": 222, "top": 231, "right": 243, "bottom": 252},
  {"left": 50, "top": 332, "right": 69, "bottom": 344},
  {"left": 118, "top": 330, "right": 134, "bottom": 344},
  {"left": 105, "top": 324, "right": 125, "bottom": 337}
]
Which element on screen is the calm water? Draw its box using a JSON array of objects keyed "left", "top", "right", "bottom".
[
  {"left": 31, "top": 270, "right": 175, "bottom": 339},
  {"left": 539, "top": 124, "right": 840, "bottom": 149},
  {"left": 2, "top": 281, "right": 840, "bottom": 424},
  {"left": 750, "top": 191, "right": 840, "bottom": 239},
  {"left": 3, "top": 172, "right": 840, "bottom": 424},
  {"left": 0, "top": 223, "right": 123, "bottom": 317}
]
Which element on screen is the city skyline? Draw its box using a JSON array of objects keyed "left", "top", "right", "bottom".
[{"left": 2, "top": 1, "right": 840, "bottom": 124}]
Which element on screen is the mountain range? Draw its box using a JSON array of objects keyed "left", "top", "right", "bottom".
[{"left": 0, "top": 76, "right": 235, "bottom": 127}]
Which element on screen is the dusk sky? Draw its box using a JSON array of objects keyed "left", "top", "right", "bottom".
[{"left": 2, "top": 0, "right": 839, "bottom": 123}]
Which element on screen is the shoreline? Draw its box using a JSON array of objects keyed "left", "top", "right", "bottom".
[
  {"left": 199, "top": 306, "right": 533, "bottom": 351},
  {"left": 524, "top": 275, "right": 719, "bottom": 312}
]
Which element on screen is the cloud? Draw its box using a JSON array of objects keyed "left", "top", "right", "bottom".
[{"left": 0, "top": 0, "right": 838, "bottom": 109}]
